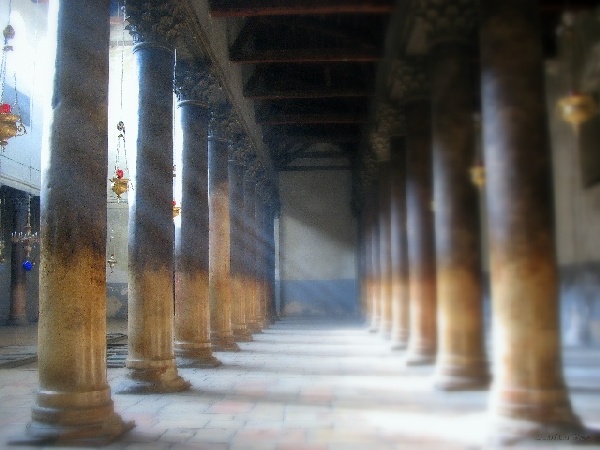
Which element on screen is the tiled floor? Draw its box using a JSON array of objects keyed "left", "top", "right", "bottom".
[{"left": 1, "top": 317, "right": 600, "bottom": 449}]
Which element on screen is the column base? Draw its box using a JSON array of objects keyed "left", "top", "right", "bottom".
[
  {"left": 247, "top": 322, "right": 263, "bottom": 334},
  {"left": 233, "top": 328, "right": 254, "bottom": 342},
  {"left": 405, "top": 349, "right": 435, "bottom": 366},
  {"left": 116, "top": 361, "right": 191, "bottom": 394},
  {"left": 211, "top": 336, "right": 241, "bottom": 352},
  {"left": 175, "top": 345, "right": 221, "bottom": 368},
  {"left": 486, "top": 415, "right": 590, "bottom": 446},
  {"left": 433, "top": 358, "right": 489, "bottom": 391},
  {"left": 6, "top": 315, "right": 28, "bottom": 326},
  {"left": 391, "top": 340, "right": 408, "bottom": 351},
  {"left": 10, "top": 403, "right": 134, "bottom": 446}
]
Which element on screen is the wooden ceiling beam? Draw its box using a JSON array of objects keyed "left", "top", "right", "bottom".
[
  {"left": 209, "top": 0, "right": 394, "bottom": 17},
  {"left": 231, "top": 48, "right": 381, "bottom": 64},
  {"left": 257, "top": 113, "right": 367, "bottom": 125},
  {"left": 245, "top": 87, "right": 371, "bottom": 100}
]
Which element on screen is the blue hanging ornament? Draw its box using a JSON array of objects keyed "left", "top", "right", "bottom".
[{"left": 22, "top": 260, "right": 32, "bottom": 271}]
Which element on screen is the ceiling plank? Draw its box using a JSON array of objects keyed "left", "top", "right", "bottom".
[
  {"left": 245, "top": 87, "right": 372, "bottom": 100},
  {"left": 279, "top": 165, "right": 352, "bottom": 171},
  {"left": 257, "top": 113, "right": 367, "bottom": 125},
  {"left": 209, "top": 0, "right": 394, "bottom": 17},
  {"left": 231, "top": 48, "right": 381, "bottom": 64}
]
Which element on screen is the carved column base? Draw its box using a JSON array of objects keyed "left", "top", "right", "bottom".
[
  {"left": 433, "top": 359, "right": 489, "bottom": 391},
  {"left": 487, "top": 396, "right": 585, "bottom": 446},
  {"left": 405, "top": 347, "right": 435, "bottom": 366},
  {"left": 233, "top": 328, "right": 254, "bottom": 342},
  {"left": 390, "top": 333, "right": 408, "bottom": 351},
  {"left": 6, "top": 315, "right": 28, "bottom": 326},
  {"left": 175, "top": 343, "right": 221, "bottom": 368},
  {"left": 116, "top": 361, "right": 190, "bottom": 394},
  {"left": 11, "top": 390, "right": 134, "bottom": 446},
  {"left": 211, "top": 335, "right": 241, "bottom": 352}
]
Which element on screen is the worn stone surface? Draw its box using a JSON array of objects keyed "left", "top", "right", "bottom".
[
  {"left": 18, "top": 0, "right": 134, "bottom": 444},
  {"left": 405, "top": 100, "right": 437, "bottom": 366},
  {"left": 430, "top": 40, "right": 488, "bottom": 390},
  {"left": 123, "top": 41, "right": 188, "bottom": 393},
  {"left": 481, "top": 0, "right": 581, "bottom": 442},
  {"left": 389, "top": 136, "right": 410, "bottom": 350},
  {"left": 174, "top": 85, "right": 221, "bottom": 368}
]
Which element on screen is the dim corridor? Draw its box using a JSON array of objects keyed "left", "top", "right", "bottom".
[{"left": 1, "top": 317, "right": 600, "bottom": 449}]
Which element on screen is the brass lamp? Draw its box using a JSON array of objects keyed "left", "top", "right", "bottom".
[{"left": 557, "top": 92, "right": 598, "bottom": 134}]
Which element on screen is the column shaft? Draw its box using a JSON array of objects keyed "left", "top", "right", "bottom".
[
  {"left": 405, "top": 100, "right": 437, "bottom": 365},
  {"left": 378, "top": 162, "right": 393, "bottom": 339},
  {"left": 174, "top": 100, "right": 221, "bottom": 367},
  {"left": 243, "top": 177, "right": 261, "bottom": 332},
  {"left": 8, "top": 191, "right": 29, "bottom": 326},
  {"left": 390, "top": 136, "right": 410, "bottom": 349},
  {"left": 122, "top": 42, "right": 189, "bottom": 393},
  {"left": 209, "top": 127, "right": 240, "bottom": 352},
  {"left": 229, "top": 158, "right": 253, "bottom": 341},
  {"left": 369, "top": 188, "right": 381, "bottom": 332},
  {"left": 481, "top": 0, "right": 581, "bottom": 441},
  {"left": 431, "top": 40, "right": 488, "bottom": 390},
  {"left": 21, "top": 0, "right": 134, "bottom": 443}
]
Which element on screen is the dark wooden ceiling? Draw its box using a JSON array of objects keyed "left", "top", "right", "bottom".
[{"left": 208, "top": 0, "right": 599, "bottom": 172}]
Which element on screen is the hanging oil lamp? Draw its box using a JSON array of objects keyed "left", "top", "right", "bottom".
[
  {"left": 11, "top": 194, "right": 39, "bottom": 270},
  {"left": 172, "top": 200, "right": 181, "bottom": 219},
  {"left": 0, "top": 19, "right": 26, "bottom": 151},
  {"left": 107, "top": 230, "right": 117, "bottom": 273},
  {"left": 109, "top": 120, "right": 131, "bottom": 201},
  {"left": 556, "top": 14, "right": 598, "bottom": 134}
]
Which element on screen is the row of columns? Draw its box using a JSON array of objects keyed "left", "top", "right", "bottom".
[
  {"left": 17, "top": 0, "right": 278, "bottom": 444},
  {"left": 360, "top": 0, "right": 583, "bottom": 444}
]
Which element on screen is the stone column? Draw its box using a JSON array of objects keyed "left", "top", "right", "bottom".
[
  {"left": 173, "top": 60, "right": 221, "bottom": 367},
  {"left": 243, "top": 164, "right": 261, "bottom": 333},
  {"left": 119, "top": 0, "right": 189, "bottom": 393},
  {"left": 7, "top": 191, "right": 29, "bottom": 326},
  {"left": 266, "top": 188, "right": 278, "bottom": 321},
  {"left": 480, "top": 0, "right": 582, "bottom": 442},
  {"left": 229, "top": 137, "right": 253, "bottom": 341},
  {"left": 368, "top": 183, "right": 381, "bottom": 333},
  {"left": 419, "top": 0, "right": 489, "bottom": 389},
  {"left": 389, "top": 135, "right": 410, "bottom": 350},
  {"left": 255, "top": 179, "right": 269, "bottom": 328},
  {"left": 18, "top": 0, "right": 134, "bottom": 443},
  {"left": 209, "top": 101, "right": 240, "bottom": 352},
  {"left": 394, "top": 60, "right": 437, "bottom": 365},
  {"left": 377, "top": 161, "right": 393, "bottom": 339}
]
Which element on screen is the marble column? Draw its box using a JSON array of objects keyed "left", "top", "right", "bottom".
[
  {"left": 395, "top": 61, "right": 437, "bottom": 364},
  {"left": 378, "top": 161, "right": 393, "bottom": 339},
  {"left": 420, "top": 0, "right": 489, "bottom": 390},
  {"left": 255, "top": 181, "right": 269, "bottom": 328},
  {"left": 389, "top": 135, "right": 410, "bottom": 350},
  {"left": 243, "top": 166, "right": 261, "bottom": 333},
  {"left": 209, "top": 103, "right": 240, "bottom": 352},
  {"left": 368, "top": 185, "right": 381, "bottom": 333},
  {"left": 481, "top": 0, "right": 582, "bottom": 442},
  {"left": 173, "top": 60, "right": 221, "bottom": 367},
  {"left": 17, "top": 0, "right": 134, "bottom": 443},
  {"left": 229, "top": 138, "right": 253, "bottom": 341},
  {"left": 119, "top": 0, "right": 189, "bottom": 393},
  {"left": 7, "top": 191, "right": 29, "bottom": 326}
]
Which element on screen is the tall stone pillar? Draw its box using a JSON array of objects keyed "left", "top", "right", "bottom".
[
  {"left": 394, "top": 60, "right": 437, "bottom": 365},
  {"left": 18, "top": 0, "right": 134, "bottom": 443},
  {"left": 120, "top": 0, "right": 189, "bottom": 394},
  {"left": 255, "top": 179, "right": 269, "bottom": 328},
  {"left": 377, "top": 161, "right": 393, "bottom": 339},
  {"left": 419, "top": 0, "right": 489, "bottom": 390},
  {"left": 243, "top": 164, "right": 261, "bottom": 333},
  {"left": 368, "top": 181, "right": 381, "bottom": 333},
  {"left": 480, "top": 0, "right": 582, "bottom": 442},
  {"left": 389, "top": 134, "right": 410, "bottom": 350},
  {"left": 173, "top": 60, "right": 221, "bottom": 367},
  {"left": 7, "top": 191, "right": 29, "bottom": 326},
  {"left": 229, "top": 137, "right": 253, "bottom": 341},
  {"left": 209, "top": 101, "right": 240, "bottom": 352}
]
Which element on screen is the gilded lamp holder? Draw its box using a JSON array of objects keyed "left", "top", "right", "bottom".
[
  {"left": 11, "top": 198, "right": 40, "bottom": 271},
  {"left": 557, "top": 92, "right": 598, "bottom": 134}
]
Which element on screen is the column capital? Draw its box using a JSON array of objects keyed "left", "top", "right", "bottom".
[
  {"left": 125, "top": 0, "right": 185, "bottom": 48},
  {"left": 244, "top": 158, "right": 260, "bottom": 182},
  {"left": 174, "top": 59, "right": 215, "bottom": 107},
  {"left": 415, "top": 0, "right": 478, "bottom": 47},
  {"left": 228, "top": 132, "right": 250, "bottom": 165},
  {"left": 359, "top": 151, "right": 378, "bottom": 190},
  {"left": 389, "top": 59, "right": 431, "bottom": 104},
  {"left": 208, "top": 100, "right": 233, "bottom": 140},
  {"left": 369, "top": 131, "right": 389, "bottom": 162},
  {"left": 376, "top": 102, "right": 406, "bottom": 137}
]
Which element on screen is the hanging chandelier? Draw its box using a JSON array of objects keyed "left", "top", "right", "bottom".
[
  {"left": 172, "top": 200, "right": 180, "bottom": 219},
  {"left": 109, "top": 120, "right": 131, "bottom": 201},
  {"left": 107, "top": 230, "right": 117, "bottom": 272},
  {"left": 11, "top": 194, "right": 39, "bottom": 271},
  {"left": 0, "top": 10, "right": 26, "bottom": 151}
]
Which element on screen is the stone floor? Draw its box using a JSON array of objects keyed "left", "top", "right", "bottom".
[{"left": 1, "top": 317, "right": 600, "bottom": 449}]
